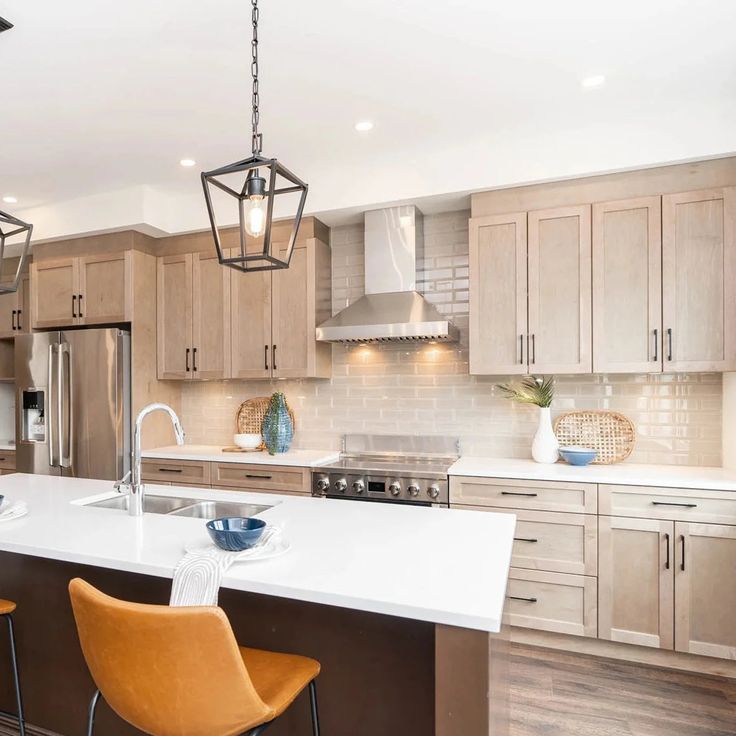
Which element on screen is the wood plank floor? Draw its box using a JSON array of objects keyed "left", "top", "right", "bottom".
[{"left": 510, "top": 644, "right": 736, "bottom": 736}]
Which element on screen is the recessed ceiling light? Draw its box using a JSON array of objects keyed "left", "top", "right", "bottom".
[
  {"left": 179, "top": 158, "right": 196, "bottom": 167},
  {"left": 2, "top": 196, "right": 17, "bottom": 204},
  {"left": 581, "top": 75, "right": 606, "bottom": 89},
  {"left": 354, "top": 121, "right": 374, "bottom": 132}
]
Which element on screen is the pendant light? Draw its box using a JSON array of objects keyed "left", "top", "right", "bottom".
[
  {"left": 201, "top": 0, "right": 308, "bottom": 273},
  {"left": 0, "top": 210, "right": 32, "bottom": 294}
]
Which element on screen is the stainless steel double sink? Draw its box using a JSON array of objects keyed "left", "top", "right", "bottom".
[{"left": 85, "top": 494, "right": 272, "bottom": 519}]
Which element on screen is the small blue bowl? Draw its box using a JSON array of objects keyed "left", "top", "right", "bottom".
[
  {"left": 206, "top": 517, "right": 267, "bottom": 552},
  {"left": 559, "top": 447, "right": 598, "bottom": 466}
]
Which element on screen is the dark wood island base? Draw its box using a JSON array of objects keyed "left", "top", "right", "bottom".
[{"left": 0, "top": 552, "right": 508, "bottom": 736}]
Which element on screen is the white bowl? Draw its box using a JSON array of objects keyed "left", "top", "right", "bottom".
[{"left": 234, "top": 433, "right": 262, "bottom": 449}]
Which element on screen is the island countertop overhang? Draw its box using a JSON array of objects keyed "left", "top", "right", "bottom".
[{"left": 0, "top": 473, "right": 515, "bottom": 633}]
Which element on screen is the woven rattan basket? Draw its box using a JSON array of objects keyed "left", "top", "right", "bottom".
[
  {"left": 553, "top": 410, "right": 635, "bottom": 465},
  {"left": 235, "top": 396, "right": 296, "bottom": 451}
]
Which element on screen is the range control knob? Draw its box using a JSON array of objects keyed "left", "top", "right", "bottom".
[
  {"left": 316, "top": 477, "right": 330, "bottom": 492},
  {"left": 352, "top": 479, "right": 365, "bottom": 494},
  {"left": 407, "top": 484, "right": 420, "bottom": 497},
  {"left": 389, "top": 482, "right": 402, "bottom": 497},
  {"left": 427, "top": 484, "right": 441, "bottom": 500},
  {"left": 334, "top": 478, "right": 348, "bottom": 493}
]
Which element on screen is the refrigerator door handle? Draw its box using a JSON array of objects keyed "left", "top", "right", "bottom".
[
  {"left": 47, "top": 344, "right": 58, "bottom": 467},
  {"left": 59, "top": 342, "right": 73, "bottom": 468}
]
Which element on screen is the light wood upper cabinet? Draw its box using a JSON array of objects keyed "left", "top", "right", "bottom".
[
  {"left": 598, "top": 516, "right": 674, "bottom": 650},
  {"left": 192, "top": 252, "right": 230, "bottom": 380},
  {"left": 662, "top": 187, "right": 736, "bottom": 372},
  {"left": 32, "top": 252, "right": 132, "bottom": 329},
  {"left": 231, "top": 264, "right": 272, "bottom": 380},
  {"left": 157, "top": 254, "right": 193, "bottom": 380},
  {"left": 0, "top": 272, "right": 30, "bottom": 338},
  {"left": 675, "top": 522, "right": 736, "bottom": 659},
  {"left": 593, "top": 197, "right": 662, "bottom": 373},
  {"left": 528, "top": 205, "right": 592, "bottom": 374},
  {"left": 469, "top": 213, "right": 528, "bottom": 375}
]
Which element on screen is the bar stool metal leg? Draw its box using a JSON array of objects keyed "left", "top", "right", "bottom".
[
  {"left": 309, "top": 680, "right": 320, "bottom": 736},
  {"left": 3, "top": 614, "right": 25, "bottom": 736},
  {"left": 86, "top": 690, "right": 101, "bottom": 736}
]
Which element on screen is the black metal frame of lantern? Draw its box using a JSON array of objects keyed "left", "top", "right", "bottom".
[
  {"left": 0, "top": 210, "right": 32, "bottom": 294},
  {"left": 201, "top": 154, "right": 308, "bottom": 273},
  {"left": 200, "top": 0, "right": 308, "bottom": 274}
]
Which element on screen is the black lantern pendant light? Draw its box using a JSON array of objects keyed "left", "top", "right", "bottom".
[
  {"left": 0, "top": 210, "right": 32, "bottom": 294},
  {"left": 201, "top": 0, "right": 308, "bottom": 273}
]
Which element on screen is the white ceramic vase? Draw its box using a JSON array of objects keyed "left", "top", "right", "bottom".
[{"left": 532, "top": 406, "right": 559, "bottom": 464}]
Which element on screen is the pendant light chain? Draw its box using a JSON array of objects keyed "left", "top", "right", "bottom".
[{"left": 251, "top": 0, "right": 262, "bottom": 155}]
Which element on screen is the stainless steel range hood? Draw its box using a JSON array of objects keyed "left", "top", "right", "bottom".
[{"left": 316, "top": 206, "right": 459, "bottom": 343}]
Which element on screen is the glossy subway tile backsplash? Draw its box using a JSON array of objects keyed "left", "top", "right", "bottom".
[{"left": 180, "top": 210, "right": 722, "bottom": 466}]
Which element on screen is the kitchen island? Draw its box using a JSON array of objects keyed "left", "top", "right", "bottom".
[{"left": 0, "top": 474, "right": 514, "bottom": 736}]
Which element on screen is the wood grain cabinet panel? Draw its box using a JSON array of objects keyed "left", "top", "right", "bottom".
[
  {"left": 528, "top": 205, "right": 592, "bottom": 374},
  {"left": 140, "top": 459, "right": 210, "bottom": 485},
  {"left": 598, "top": 516, "right": 674, "bottom": 650},
  {"left": 77, "top": 252, "right": 131, "bottom": 325},
  {"left": 211, "top": 463, "right": 310, "bottom": 493},
  {"left": 592, "top": 197, "right": 662, "bottom": 373},
  {"left": 504, "top": 569, "right": 597, "bottom": 638},
  {"left": 0, "top": 272, "right": 30, "bottom": 338},
  {"left": 156, "top": 254, "right": 193, "bottom": 380},
  {"left": 662, "top": 187, "right": 736, "bottom": 372},
  {"left": 192, "top": 252, "right": 231, "bottom": 380},
  {"left": 31, "top": 257, "right": 78, "bottom": 329},
  {"left": 0, "top": 450, "right": 16, "bottom": 471},
  {"left": 450, "top": 476, "right": 597, "bottom": 514},
  {"left": 675, "top": 522, "right": 736, "bottom": 660},
  {"left": 469, "top": 213, "right": 528, "bottom": 375}
]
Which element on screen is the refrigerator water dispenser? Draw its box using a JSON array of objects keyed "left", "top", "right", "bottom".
[{"left": 21, "top": 389, "right": 45, "bottom": 443}]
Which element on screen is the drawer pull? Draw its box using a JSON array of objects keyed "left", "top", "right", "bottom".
[
  {"left": 651, "top": 501, "right": 697, "bottom": 508},
  {"left": 157, "top": 468, "right": 183, "bottom": 473},
  {"left": 501, "top": 491, "right": 538, "bottom": 497},
  {"left": 514, "top": 537, "right": 539, "bottom": 543},
  {"left": 245, "top": 474, "right": 273, "bottom": 480},
  {"left": 507, "top": 595, "right": 538, "bottom": 603}
]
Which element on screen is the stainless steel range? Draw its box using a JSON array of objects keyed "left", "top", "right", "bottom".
[{"left": 312, "top": 434, "right": 459, "bottom": 507}]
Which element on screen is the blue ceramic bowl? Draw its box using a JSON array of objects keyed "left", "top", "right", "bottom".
[
  {"left": 206, "top": 517, "right": 267, "bottom": 552},
  {"left": 559, "top": 447, "right": 598, "bottom": 466}
]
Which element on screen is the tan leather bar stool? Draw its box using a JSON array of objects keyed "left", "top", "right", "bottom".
[
  {"left": 0, "top": 599, "right": 25, "bottom": 736},
  {"left": 68, "top": 579, "right": 321, "bottom": 736}
]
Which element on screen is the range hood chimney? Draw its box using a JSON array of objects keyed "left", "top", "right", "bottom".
[{"left": 316, "top": 206, "right": 459, "bottom": 343}]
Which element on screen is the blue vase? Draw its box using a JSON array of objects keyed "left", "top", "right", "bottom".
[{"left": 262, "top": 392, "right": 294, "bottom": 455}]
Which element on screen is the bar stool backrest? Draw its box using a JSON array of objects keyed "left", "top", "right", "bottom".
[{"left": 69, "top": 578, "right": 273, "bottom": 736}]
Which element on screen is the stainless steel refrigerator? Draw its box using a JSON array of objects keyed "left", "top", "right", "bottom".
[{"left": 15, "top": 328, "right": 131, "bottom": 479}]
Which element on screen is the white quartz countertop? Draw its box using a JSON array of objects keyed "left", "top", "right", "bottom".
[
  {"left": 0, "top": 474, "right": 515, "bottom": 632},
  {"left": 450, "top": 457, "right": 736, "bottom": 492},
  {"left": 142, "top": 445, "right": 340, "bottom": 467}
]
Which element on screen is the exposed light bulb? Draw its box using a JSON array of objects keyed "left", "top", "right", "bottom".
[{"left": 244, "top": 197, "right": 266, "bottom": 237}]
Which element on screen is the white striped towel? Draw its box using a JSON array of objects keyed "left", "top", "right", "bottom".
[{"left": 170, "top": 526, "right": 282, "bottom": 607}]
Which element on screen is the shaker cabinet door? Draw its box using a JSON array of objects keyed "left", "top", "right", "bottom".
[
  {"left": 192, "top": 252, "right": 231, "bottom": 380},
  {"left": 662, "top": 187, "right": 736, "bottom": 372},
  {"left": 31, "top": 257, "right": 79, "bottom": 329},
  {"left": 528, "top": 205, "right": 592, "bottom": 374},
  {"left": 77, "top": 251, "right": 131, "bottom": 325},
  {"left": 157, "top": 254, "right": 193, "bottom": 380},
  {"left": 469, "top": 213, "right": 528, "bottom": 375},
  {"left": 593, "top": 197, "right": 662, "bottom": 373}
]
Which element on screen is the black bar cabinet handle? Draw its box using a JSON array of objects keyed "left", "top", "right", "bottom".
[
  {"left": 11, "top": 310, "right": 16, "bottom": 331},
  {"left": 78, "top": 293, "right": 83, "bottom": 318},
  {"left": 264, "top": 345, "right": 269, "bottom": 370},
  {"left": 72, "top": 294, "right": 77, "bottom": 318},
  {"left": 192, "top": 347, "right": 197, "bottom": 372},
  {"left": 158, "top": 468, "right": 183, "bottom": 473},
  {"left": 514, "top": 537, "right": 539, "bottom": 543},
  {"left": 272, "top": 344, "right": 277, "bottom": 371},
  {"left": 667, "top": 328, "right": 673, "bottom": 361},
  {"left": 502, "top": 491, "right": 538, "bottom": 497},
  {"left": 245, "top": 474, "right": 273, "bottom": 480},
  {"left": 664, "top": 532, "right": 670, "bottom": 570},
  {"left": 507, "top": 596, "right": 538, "bottom": 603},
  {"left": 651, "top": 501, "right": 697, "bottom": 508},
  {"left": 653, "top": 328, "right": 658, "bottom": 362},
  {"left": 519, "top": 334, "right": 524, "bottom": 365},
  {"left": 531, "top": 334, "right": 536, "bottom": 364},
  {"left": 185, "top": 347, "right": 190, "bottom": 372},
  {"left": 16, "top": 309, "right": 21, "bottom": 331},
  {"left": 680, "top": 534, "right": 686, "bottom": 571}
]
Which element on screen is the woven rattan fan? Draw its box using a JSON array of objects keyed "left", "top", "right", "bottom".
[{"left": 553, "top": 410, "right": 635, "bottom": 464}]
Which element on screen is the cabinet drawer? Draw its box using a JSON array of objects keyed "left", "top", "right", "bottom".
[
  {"left": 451, "top": 476, "right": 596, "bottom": 513},
  {"left": 504, "top": 568, "right": 597, "bottom": 638},
  {"left": 212, "top": 463, "right": 309, "bottom": 493},
  {"left": 214, "top": 486, "right": 308, "bottom": 498},
  {"left": 0, "top": 451, "right": 16, "bottom": 471},
  {"left": 459, "top": 506, "right": 597, "bottom": 576},
  {"left": 141, "top": 459, "right": 210, "bottom": 485},
  {"left": 600, "top": 484, "right": 736, "bottom": 525}
]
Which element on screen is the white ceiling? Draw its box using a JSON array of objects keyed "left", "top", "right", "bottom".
[{"left": 1, "top": 0, "right": 735, "bottom": 240}]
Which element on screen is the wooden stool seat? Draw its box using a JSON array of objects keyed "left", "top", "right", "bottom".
[
  {"left": 239, "top": 646, "right": 320, "bottom": 720},
  {"left": 0, "top": 599, "right": 16, "bottom": 615}
]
